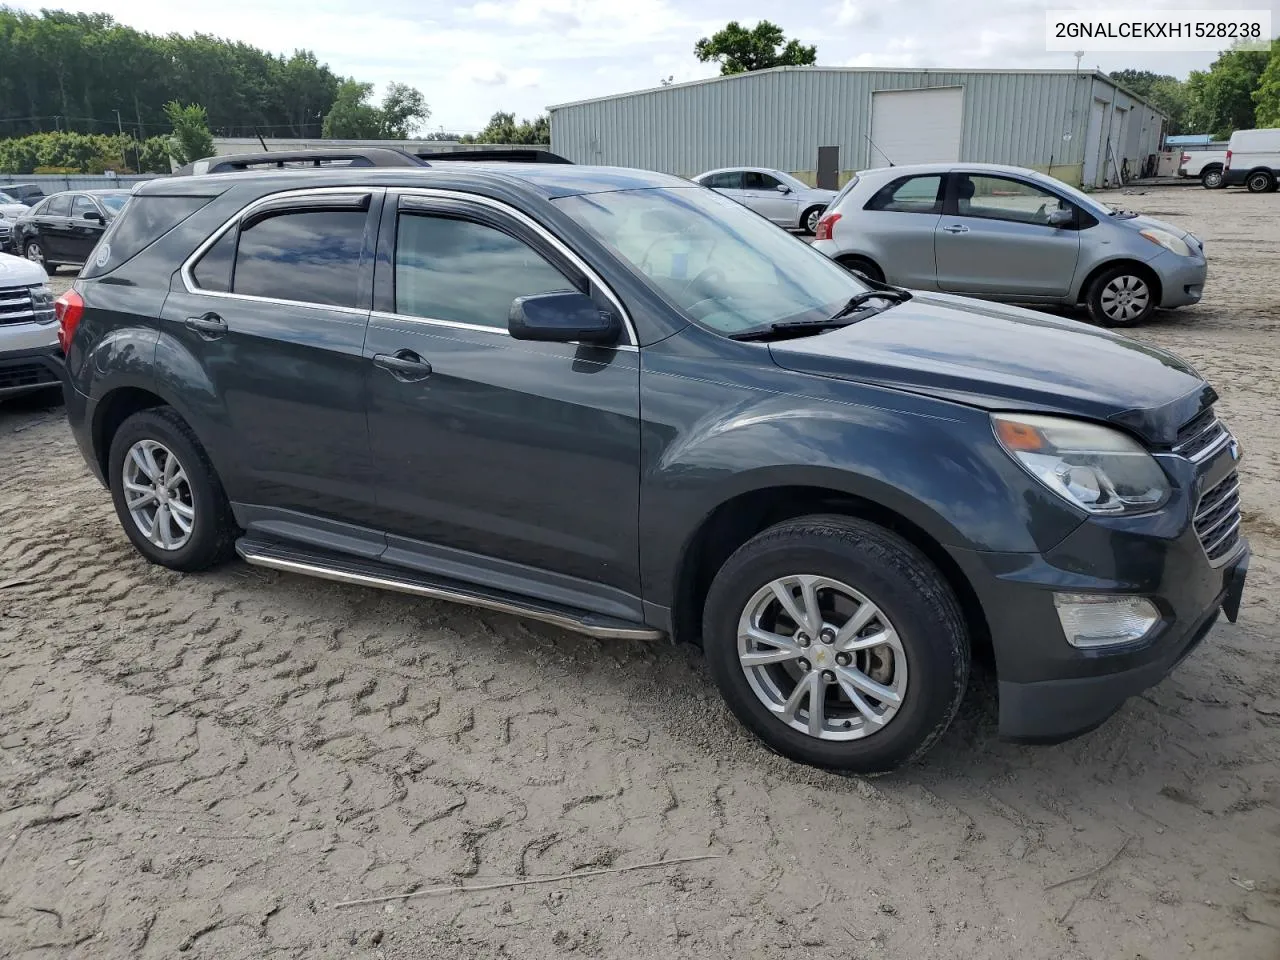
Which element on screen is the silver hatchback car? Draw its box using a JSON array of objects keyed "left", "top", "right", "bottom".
[
  {"left": 693, "top": 167, "right": 837, "bottom": 235},
  {"left": 811, "top": 163, "right": 1207, "bottom": 326}
]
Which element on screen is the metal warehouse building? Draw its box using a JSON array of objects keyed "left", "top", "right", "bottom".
[{"left": 549, "top": 67, "right": 1166, "bottom": 189}]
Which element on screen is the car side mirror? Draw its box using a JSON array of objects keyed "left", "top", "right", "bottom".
[
  {"left": 83, "top": 210, "right": 103, "bottom": 222},
  {"left": 775, "top": 184, "right": 791, "bottom": 194},
  {"left": 509, "top": 291, "right": 621, "bottom": 346},
  {"left": 1047, "top": 208, "right": 1073, "bottom": 227}
]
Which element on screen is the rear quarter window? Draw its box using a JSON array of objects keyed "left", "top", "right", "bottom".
[{"left": 80, "top": 195, "right": 214, "bottom": 278}]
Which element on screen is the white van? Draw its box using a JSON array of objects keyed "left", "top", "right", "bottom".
[{"left": 1223, "top": 128, "right": 1280, "bottom": 193}]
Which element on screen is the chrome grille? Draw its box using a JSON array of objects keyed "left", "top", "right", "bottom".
[
  {"left": 1173, "top": 409, "right": 1230, "bottom": 462},
  {"left": 1195, "top": 471, "right": 1242, "bottom": 564},
  {"left": 0, "top": 285, "right": 35, "bottom": 325}
]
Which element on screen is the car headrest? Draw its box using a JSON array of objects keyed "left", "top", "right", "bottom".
[{"left": 957, "top": 179, "right": 976, "bottom": 200}]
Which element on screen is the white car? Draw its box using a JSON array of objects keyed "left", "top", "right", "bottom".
[
  {"left": 1223, "top": 127, "right": 1280, "bottom": 193},
  {"left": 0, "top": 190, "right": 30, "bottom": 221},
  {"left": 0, "top": 251, "right": 61, "bottom": 400},
  {"left": 692, "top": 167, "right": 837, "bottom": 234},
  {"left": 1176, "top": 147, "right": 1228, "bottom": 189}
]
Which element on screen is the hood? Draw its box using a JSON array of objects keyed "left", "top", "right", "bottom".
[
  {"left": 1113, "top": 212, "right": 1192, "bottom": 240},
  {"left": 0, "top": 251, "right": 48, "bottom": 288},
  {"left": 768, "top": 292, "right": 1213, "bottom": 445},
  {"left": 0, "top": 203, "right": 27, "bottom": 219},
  {"left": 804, "top": 188, "right": 838, "bottom": 202}
]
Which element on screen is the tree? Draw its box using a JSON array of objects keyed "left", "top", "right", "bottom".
[
  {"left": 1184, "top": 44, "right": 1270, "bottom": 138},
  {"left": 693, "top": 21, "right": 816, "bottom": 76},
  {"left": 1109, "top": 69, "right": 1191, "bottom": 134},
  {"left": 380, "top": 82, "right": 430, "bottom": 138},
  {"left": 321, "top": 80, "right": 383, "bottom": 138},
  {"left": 464, "top": 111, "right": 550, "bottom": 144},
  {"left": 164, "top": 101, "right": 214, "bottom": 165},
  {"left": 1253, "top": 42, "right": 1280, "bottom": 128}
]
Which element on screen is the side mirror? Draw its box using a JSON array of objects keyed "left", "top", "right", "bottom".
[
  {"left": 1046, "top": 208, "right": 1073, "bottom": 227},
  {"left": 775, "top": 183, "right": 791, "bottom": 194},
  {"left": 83, "top": 210, "right": 103, "bottom": 222},
  {"left": 509, "top": 291, "right": 621, "bottom": 346}
]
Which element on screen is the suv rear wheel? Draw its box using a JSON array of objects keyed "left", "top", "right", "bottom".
[
  {"left": 701, "top": 515, "right": 970, "bottom": 773},
  {"left": 107, "top": 407, "right": 238, "bottom": 571}
]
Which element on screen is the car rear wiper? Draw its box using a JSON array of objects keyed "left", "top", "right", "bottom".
[{"left": 829, "top": 287, "right": 912, "bottom": 321}]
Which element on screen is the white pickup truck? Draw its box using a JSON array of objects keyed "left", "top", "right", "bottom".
[{"left": 1177, "top": 147, "right": 1229, "bottom": 188}]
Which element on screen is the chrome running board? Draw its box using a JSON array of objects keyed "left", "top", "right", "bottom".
[{"left": 235, "top": 537, "right": 663, "bottom": 642}]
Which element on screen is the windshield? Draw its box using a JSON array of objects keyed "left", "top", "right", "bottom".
[
  {"left": 555, "top": 187, "right": 868, "bottom": 336},
  {"left": 99, "top": 194, "right": 129, "bottom": 214},
  {"left": 0, "top": 191, "right": 15, "bottom": 203}
]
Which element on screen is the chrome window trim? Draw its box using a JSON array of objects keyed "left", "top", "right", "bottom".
[
  {"left": 180, "top": 185, "right": 639, "bottom": 346},
  {"left": 394, "top": 187, "right": 638, "bottom": 347},
  {"left": 367, "top": 308, "right": 638, "bottom": 352},
  {"left": 180, "top": 186, "right": 380, "bottom": 317}
]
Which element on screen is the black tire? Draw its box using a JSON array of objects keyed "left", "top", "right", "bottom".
[
  {"left": 107, "top": 406, "right": 238, "bottom": 572},
  {"left": 23, "top": 240, "right": 49, "bottom": 274},
  {"left": 701, "top": 515, "right": 970, "bottom": 774},
  {"left": 800, "top": 205, "right": 825, "bottom": 236},
  {"left": 1200, "top": 167, "right": 1224, "bottom": 189},
  {"left": 1246, "top": 170, "right": 1275, "bottom": 194},
  {"left": 1086, "top": 264, "right": 1156, "bottom": 327},
  {"left": 837, "top": 256, "right": 885, "bottom": 284}
]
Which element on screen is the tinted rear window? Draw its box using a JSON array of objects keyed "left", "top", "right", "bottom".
[
  {"left": 232, "top": 209, "right": 365, "bottom": 308},
  {"left": 80, "top": 195, "right": 213, "bottom": 278}
]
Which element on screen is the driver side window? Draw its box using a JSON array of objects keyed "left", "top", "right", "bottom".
[
  {"left": 743, "top": 172, "right": 781, "bottom": 191},
  {"left": 955, "top": 174, "right": 1071, "bottom": 226}
]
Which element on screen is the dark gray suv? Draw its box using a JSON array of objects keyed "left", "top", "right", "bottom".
[{"left": 58, "top": 164, "right": 1248, "bottom": 773}]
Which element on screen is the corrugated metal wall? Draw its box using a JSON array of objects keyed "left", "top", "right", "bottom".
[
  {"left": 550, "top": 68, "right": 1166, "bottom": 187},
  {"left": 0, "top": 173, "right": 157, "bottom": 193}
]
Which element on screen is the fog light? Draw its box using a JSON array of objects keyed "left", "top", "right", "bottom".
[{"left": 1053, "top": 593, "right": 1159, "bottom": 649}]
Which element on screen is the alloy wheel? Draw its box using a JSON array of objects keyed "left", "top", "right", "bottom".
[
  {"left": 122, "top": 439, "right": 196, "bottom": 551},
  {"left": 25, "top": 242, "right": 43, "bottom": 265},
  {"left": 806, "top": 208, "right": 823, "bottom": 233},
  {"left": 1099, "top": 274, "right": 1150, "bottom": 324},
  {"left": 737, "top": 574, "right": 907, "bottom": 741}
]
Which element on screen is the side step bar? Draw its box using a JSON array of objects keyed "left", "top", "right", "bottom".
[{"left": 235, "top": 536, "right": 664, "bottom": 642}]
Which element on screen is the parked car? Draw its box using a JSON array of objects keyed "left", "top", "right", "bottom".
[
  {"left": 0, "top": 190, "right": 31, "bottom": 220},
  {"left": 0, "top": 250, "right": 61, "bottom": 400},
  {"left": 811, "top": 162, "right": 1207, "bottom": 327},
  {"left": 0, "top": 183, "right": 46, "bottom": 207},
  {"left": 1222, "top": 127, "right": 1280, "bottom": 193},
  {"left": 692, "top": 167, "right": 836, "bottom": 234},
  {"left": 1176, "top": 145, "right": 1228, "bottom": 188},
  {"left": 59, "top": 163, "right": 1247, "bottom": 773},
  {"left": 12, "top": 189, "right": 130, "bottom": 272}
]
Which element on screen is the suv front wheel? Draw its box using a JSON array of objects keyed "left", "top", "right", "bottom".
[
  {"left": 107, "top": 407, "right": 238, "bottom": 571},
  {"left": 702, "top": 515, "right": 970, "bottom": 773}
]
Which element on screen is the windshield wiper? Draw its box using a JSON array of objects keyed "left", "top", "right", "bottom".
[
  {"left": 829, "top": 287, "right": 912, "bottom": 321},
  {"left": 730, "top": 318, "right": 859, "bottom": 342}
]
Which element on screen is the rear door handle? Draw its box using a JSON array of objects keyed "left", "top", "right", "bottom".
[
  {"left": 185, "top": 313, "right": 228, "bottom": 340},
  {"left": 942, "top": 224, "right": 970, "bottom": 234},
  {"left": 373, "top": 350, "right": 433, "bottom": 382}
]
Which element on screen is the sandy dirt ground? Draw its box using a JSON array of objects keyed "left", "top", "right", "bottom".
[{"left": 1, "top": 184, "right": 1278, "bottom": 960}]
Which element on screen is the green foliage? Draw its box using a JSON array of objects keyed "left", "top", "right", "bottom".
[
  {"left": 321, "top": 80, "right": 431, "bottom": 139},
  {"left": 694, "top": 21, "right": 816, "bottom": 76},
  {"left": 462, "top": 112, "right": 550, "bottom": 144},
  {"left": 0, "top": 8, "right": 342, "bottom": 138},
  {"left": 1252, "top": 44, "right": 1280, "bottom": 128},
  {"left": 1184, "top": 45, "right": 1271, "bottom": 139},
  {"left": 164, "top": 101, "right": 215, "bottom": 165},
  {"left": 0, "top": 131, "right": 173, "bottom": 174}
]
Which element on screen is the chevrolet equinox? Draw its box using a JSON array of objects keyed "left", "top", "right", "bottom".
[{"left": 59, "top": 165, "right": 1249, "bottom": 773}]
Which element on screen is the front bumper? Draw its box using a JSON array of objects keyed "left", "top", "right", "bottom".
[
  {"left": 949, "top": 441, "right": 1247, "bottom": 742},
  {"left": 0, "top": 340, "right": 62, "bottom": 398},
  {"left": 1151, "top": 249, "right": 1207, "bottom": 308}
]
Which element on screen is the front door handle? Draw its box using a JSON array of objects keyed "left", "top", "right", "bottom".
[
  {"left": 942, "top": 224, "right": 970, "bottom": 234},
  {"left": 185, "top": 312, "right": 228, "bottom": 340},
  {"left": 373, "top": 350, "right": 433, "bottom": 382}
]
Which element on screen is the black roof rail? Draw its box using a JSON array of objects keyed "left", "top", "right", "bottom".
[
  {"left": 413, "top": 148, "right": 573, "bottom": 164},
  {"left": 176, "top": 147, "right": 427, "bottom": 176}
]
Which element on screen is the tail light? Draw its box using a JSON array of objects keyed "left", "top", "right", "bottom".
[
  {"left": 1224, "top": 150, "right": 1232, "bottom": 170},
  {"left": 55, "top": 288, "right": 84, "bottom": 353},
  {"left": 815, "top": 212, "right": 841, "bottom": 242},
  {"left": 1180, "top": 152, "right": 1190, "bottom": 164}
]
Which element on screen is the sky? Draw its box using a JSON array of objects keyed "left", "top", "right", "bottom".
[{"left": 10, "top": 0, "right": 1278, "bottom": 133}]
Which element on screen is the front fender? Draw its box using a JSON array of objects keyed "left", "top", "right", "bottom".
[{"left": 639, "top": 368, "right": 1083, "bottom": 611}]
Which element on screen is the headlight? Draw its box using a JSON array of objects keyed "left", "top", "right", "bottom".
[
  {"left": 29, "top": 283, "right": 55, "bottom": 324},
  {"left": 1140, "top": 228, "right": 1191, "bottom": 257},
  {"left": 992, "top": 414, "right": 1169, "bottom": 515}
]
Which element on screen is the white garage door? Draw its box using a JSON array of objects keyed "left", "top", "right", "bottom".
[{"left": 869, "top": 87, "right": 964, "bottom": 165}]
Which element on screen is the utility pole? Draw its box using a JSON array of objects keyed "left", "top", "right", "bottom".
[{"left": 113, "top": 109, "right": 124, "bottom": 134}]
